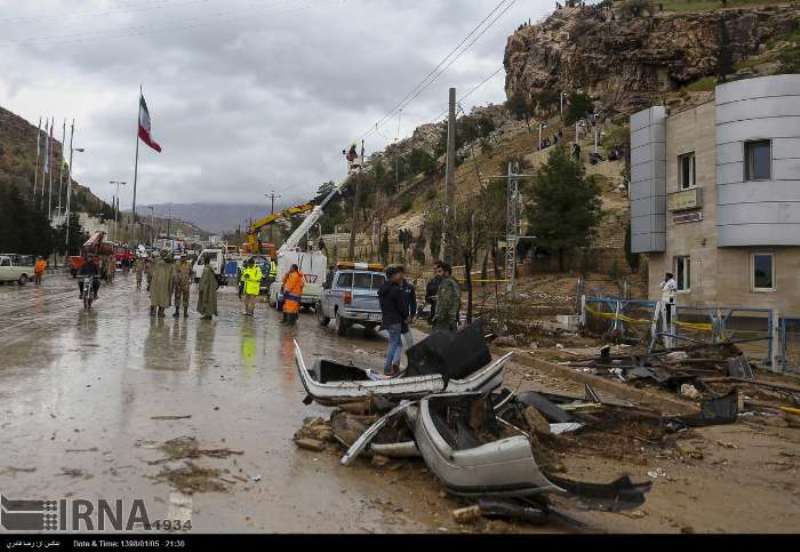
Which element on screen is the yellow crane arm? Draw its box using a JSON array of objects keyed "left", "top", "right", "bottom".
[{"left": 246, "top": 203, "right": 314, "bottom": 253}]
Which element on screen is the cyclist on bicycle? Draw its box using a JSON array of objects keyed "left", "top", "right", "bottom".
[{"left": 78, "top": 255, "right": 101, "bottom": 299}]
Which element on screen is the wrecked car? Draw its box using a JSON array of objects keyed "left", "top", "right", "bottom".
[{"left": 294, "top": 322, "right": 511, "bottom": 406}]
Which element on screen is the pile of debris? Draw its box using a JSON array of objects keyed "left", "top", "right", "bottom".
[
  {"left": 291, "top": 322, "right": 668, "bottom": 528},
  {"left": 566, "top": 342, "right": 800, "bottom": 428}
]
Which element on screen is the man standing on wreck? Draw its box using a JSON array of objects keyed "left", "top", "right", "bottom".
[{"left": 431, "top": 262, "right": 460, "bottom": 333}]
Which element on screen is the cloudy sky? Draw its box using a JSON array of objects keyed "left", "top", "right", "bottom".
[{"left": 0, "top": 0, "right": 552, "bottom": 210}]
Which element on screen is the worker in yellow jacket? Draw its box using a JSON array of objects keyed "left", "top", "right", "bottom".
[
  {"left": 240, "top": 258, "right": 263, "bottom": 316},
  {"left": 281, "top": 264, "right": 304, "bottom": 325}
]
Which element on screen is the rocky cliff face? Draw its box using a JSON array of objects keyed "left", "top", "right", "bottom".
[
  {"left": 0, "top": 105, "right": 104, "bottom": 212},
  {"left": 504, "top": 3, "right": 800, "bottom": 114}
]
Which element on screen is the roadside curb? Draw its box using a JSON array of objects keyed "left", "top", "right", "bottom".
[{"left": 498, "top": 348, "right": 698, "bottom": 416}]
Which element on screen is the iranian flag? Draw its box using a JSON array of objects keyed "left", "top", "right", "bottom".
[{"left": 138, "top": 94, "right": 162, "bottom": 152}]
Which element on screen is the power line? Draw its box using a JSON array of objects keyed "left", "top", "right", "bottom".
[
  {"left": 0, "top": 0, "right": 212, "bottom": 26},
  {"left": 355, "top": 0, "right": 517, "bottom": 142},
  {"left": 0, "top": 0, "right": 328, "bottom": 48}
]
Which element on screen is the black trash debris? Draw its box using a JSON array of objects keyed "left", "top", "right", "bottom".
[
  {"left": 670, "top": 390, "right": 738, "bottom": 428},
  {"left": 478, "top": 498, "right": 549, "bottom": 525},
  {"left": 405, "top": 320, "right": 492, "bottom": 382}
]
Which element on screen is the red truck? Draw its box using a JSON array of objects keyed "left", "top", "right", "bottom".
[{"left": 68, "top": 232, "right": 114, "bottom": 277}]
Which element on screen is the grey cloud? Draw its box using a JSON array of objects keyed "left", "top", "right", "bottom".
[{"left": 0, "top": 0, "right": 550, "bottom": 227}]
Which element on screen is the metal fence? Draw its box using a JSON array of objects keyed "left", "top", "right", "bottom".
[
  {"left": 779, "top": 317, "right": 800, "bottom": 374},
  {"left": 582, "top": 296, "right": 778, "bottom": 368}
]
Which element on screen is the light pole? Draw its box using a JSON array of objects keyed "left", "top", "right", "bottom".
[
  {"left": 560, "top": 91, "right": 567, "bottom": 117},
  {"left": 264, "top": 190, "right": 281, "bottom": 246},
  {"left": 64, "top": 127, "right": 85, "bottom": 255},
  {"left": 109, "top": 180, "right": 127, "bottom": 242},
  {"left": 148, "top": 206, "right": 155, "bottom": 247}
]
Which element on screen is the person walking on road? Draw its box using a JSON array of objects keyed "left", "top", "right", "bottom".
[
  {"left": 149, "top": 250, "right": 175, "bottom": 318},
  {"left": 281, "top": 264, "right": 304, "bottom": 325},
  {"left": 172, "top": 255, "right": 192, "bottom": 318},
  {"left": 400, "top": 271, "right": 417, "bottom": 351},
  {"left": 431, "top": 262, "right": 460, "bottom": 333},
  {"left": 241, "top": 258, "right": 263, "bottom": 316},
  {"left": 267, "top": 256, "right": 278, "bottom": 287},
  {"left": 134, "top": 256, "right": 145, "bottom": 290},
  {"left": 197, "top": 262, "right": 218, "bottom": 320},
  {"left": 34, "top": 257, "right": 47, "bottom": 286},
  {"left": 378, "top": 266, "right": 407, "bottom": 377},
  {"left": 424, "top": 262, "right": 443, "bottom": 324},
  {"left": 145, "top": 255, "right": 154, "bottom": 291}
]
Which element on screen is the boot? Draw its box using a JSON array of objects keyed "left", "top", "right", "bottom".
[
  {"left": 150, "top": 306, "right": 156, "bottom": 317},
  {"left": 158, "top": 307, "right": 165, "bottom": 318},
  {"left": 173, "top": 307, "right": 180, "bottom": 318},
  {"left": 281, "top": 312, "right": 288, "bottom": 324},
  {"left": 183, "top": 307, "right": 189, "bottom": 317}
]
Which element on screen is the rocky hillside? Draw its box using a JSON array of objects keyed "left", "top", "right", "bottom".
[
  {"left": 504, "top": 1, "right": 800, "bottom": 115},
  {"left": 0, "top": 105, "right": 108, "bottom": 213}
]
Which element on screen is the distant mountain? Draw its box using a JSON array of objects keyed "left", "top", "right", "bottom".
[{"left": 136, "top": 201, "right": 301, "bottom": 235}]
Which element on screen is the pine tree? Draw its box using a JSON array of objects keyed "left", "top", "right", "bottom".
[{"left": 525, "top": 146, "right": 602, "bottom": 271}]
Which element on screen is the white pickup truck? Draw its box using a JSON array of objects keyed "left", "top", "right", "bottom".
[{"left": 0, "top": 254, "right": 36, "bottom": 285}]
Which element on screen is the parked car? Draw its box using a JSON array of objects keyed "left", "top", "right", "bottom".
[
  {"left": 316, "top": 262, "right": 385, "bottom": 336},
  {"left": 0, "top": 254, "right": 36, "bottom": 285}
]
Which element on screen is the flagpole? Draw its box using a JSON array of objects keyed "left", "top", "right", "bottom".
[
  {"left": 40, "top": 119, "right": 48, "bottom": 206},
  {"left": 57, "top": 118, "right": 66, "bottom": 219},
  {"left": 33, "top": 117, "right": 41, "bottom": 199},
  {"left": 48, "top": 116, "right": 54, "bottom": 220},
  {"left": 132, "top": 85, "right": 142, "bottom": 243},
  {"left": 65, "top": 119, "right": 75, "bottom": 253}
]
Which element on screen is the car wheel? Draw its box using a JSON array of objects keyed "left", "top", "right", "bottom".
[
  {"left": 317, "top": 303, "right": 331, "bottom": 327},
  {"left": 17, "top": 274, "right": 28, "bottom": 286},
  {"left": 364, "top": 324, "right": 378, "bottom": 338},
  {"left": 335, "top": 312, "right": 348, "bottom": 337}
]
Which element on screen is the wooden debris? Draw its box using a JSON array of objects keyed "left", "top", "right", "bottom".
[
  {"left": 452, "top": 505, "right": 482, "bottom": 524},
  {"left": 295, "top": 438, "right": 326, "bottom": 452}
]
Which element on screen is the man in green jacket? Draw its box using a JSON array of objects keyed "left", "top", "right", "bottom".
[
  {"left": 431, "top": 261, "right": 460, "bottom": 333},
  {"left": 149, "top": 250, "right": 175, "bottom": 318},
  {"left": 197, "top": 263, "right": 218, "bottom": 320}
]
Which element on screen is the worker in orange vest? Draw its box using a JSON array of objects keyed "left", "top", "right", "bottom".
[
  {"left": 281, "top": 264, "right": 304, "bottom": 325},
  {"left": 34, "top": 257, "right": 47, "bottom": 285}
]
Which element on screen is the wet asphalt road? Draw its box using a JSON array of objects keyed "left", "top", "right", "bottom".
[{"left": 0, "top": 270, "right": 423, "bottom": 533}]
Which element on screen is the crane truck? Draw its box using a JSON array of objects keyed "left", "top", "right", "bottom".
[{"left": 268, "top": 179, "right": 349, "bottom": 310}]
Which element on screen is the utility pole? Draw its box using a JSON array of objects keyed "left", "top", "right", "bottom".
[
  {"left": 348, "top": 140, "right": 364, "bottom": 261},
  {"left": 442, "top": 87, "right": 456, "bottom": 265},
  {"left": 265, "top": 190, "right": 281, "bottom": 245},
  {"left": 505, "top": 161, "right": 520, "bottom": 293}
]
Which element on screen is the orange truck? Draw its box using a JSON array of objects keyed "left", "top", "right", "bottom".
[{"left": 68, "top": 231, "right": 114, "bottom": 277}]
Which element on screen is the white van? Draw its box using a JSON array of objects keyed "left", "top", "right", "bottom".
[
  {"left": 192, "top": 249, "right": 225, "bottom": 285},
  {"left": 0, "top": 255, "right": 36, "bottom": 285}
]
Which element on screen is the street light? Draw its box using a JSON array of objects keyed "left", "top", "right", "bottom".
[{"left": 109, "top": 180, "right": 127, "bottom": 242}]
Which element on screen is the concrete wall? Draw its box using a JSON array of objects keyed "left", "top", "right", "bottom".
[
  {"left": 630, "top": 106, "right": 667, "bottom": 253},
  {"left": 716, "top": 75, "right": 800, "bottom": 247}
]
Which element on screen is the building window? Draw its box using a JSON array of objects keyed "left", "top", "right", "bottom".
[
  {"left": 678, "top": 152, "right": 695, "bottom": 190},
  {"left": 752, "top": 253, "right": 775, "bottom": 292},
  {"left": 675, "top": 256, "right": 691, "bottom": 292},
  {"left": 744, "top": 140, "right": 771, "bottom": 181}
]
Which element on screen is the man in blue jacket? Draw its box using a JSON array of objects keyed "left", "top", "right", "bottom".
[{"left": 378, "top": 266, "right": 407, "bottom": 377}]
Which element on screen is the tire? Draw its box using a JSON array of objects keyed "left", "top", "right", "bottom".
[
  {"left": 17, "top": 274, "right": 28, "bottom": 286},
  {"left": 364, "top": 324, "right": 378, "bottom": 338},
  {"left": 317, "top": 302, "right": 331, "bottom": 326},
  {"left": 335, "top": 312, "right": 349, "bottom": 337}
]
